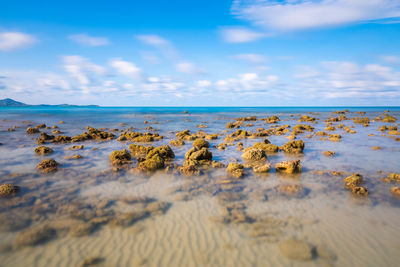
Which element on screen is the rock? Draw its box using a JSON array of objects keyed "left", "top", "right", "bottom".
[
  {"left": 185, "top": 147, "right": 212, "bottom": 162},
  {"left": 371, "top": 146, "right": 382, "bottom": 150},
  {"left": 253, "top": 163, "right": 271, "bottom": 173},
  {"left": 343, "top": 174, "right": 363, "bottom": 188},
  {"left": 109, "top": 149, "right": 131, "bottom": 166},
  {"left": 280, "top": 140, "right": 305, "bottom": 154},
  {"left": 351, "top": 186, "right": 368, "bottom": 196},
  {"left": 324, "top": 126, "right": 336, "bottom": 131},
  {"left": 322, "top": 151, "right": 335, "bottom": 157},
  {"left": 316, "top": 245, "right": 337, "bottom": 261},
  {"left": 279, "top": 238, "right": 313, "bottom": 261},
  {"left": 316, "top": 131, "right": 328, "bottom": 136},
  {"left": 70, "top": 222, "right": 96, "bottom": 237},
  {"left": 241, "top": 148, "right": 266, "bottom": 161},
  {"left": 68, "top": 145, "right": 84, "bottom": 150},
  {"left": 16, "top": 225, "right": 55, "bottom": 246},
  {"left": 139, "top": 154, "right": 165, "bottom": 172},
  {"left": 275, "top": 160, "right": 301, "bottom": 174},
  {"left": 169, "top": 139, "right": 185, "bottom": 146},
  {"left": 175, "top": 130, "right": 196, "bottom": 140},
  {"left": 252, "top": 141, "right": 279, "bottom": 153},
  {"left": 329, "top": 134, "right": 341, "bottom": 141},
  {"left": 192, "top": 138, "right": 209, "bottom": 149},
  {"left": 226, "top": 163, "right": 245, "bottom": 178},
  {"left": 64, "top": 154, "right": 83, "bottom": 160},
  {"left": 37, "top": 159, "right": 59, "bottom": 173},
  {"left": 34, "top": 146, "right": 54, "bottom": 155},
  {"left": 0, "top": 184, "right": 20, "bottom": 197},
  {"left": 382, "top": 115, "right": 397, "bottom": 123},
  {"left": 26, "top": 127, "right": 40, "bottom": 134},
  {"left": 353, "top": 117, "right": 370, "bottom": 124},
  {"left": 129, "top": 144, "right": 154, "bottom": 158},
  {"left": 298, "top": 115, "right": 316, "bottom": 123},
  {"left": 263, "top": 115, "right": 280, "bottom": 123},
  {"left": 391, "top": 187, "right": 400, "bottom": 196},
  {"left": 146, "top": 145, "right": 175, "bottom": 160},
  {"left": 52, "top": 135, "right": 72, "bottom": 143},
  {"left": 205, "top": 134, "right": 218, "bottom": 140},
  {"left": 179, "top": 165, "right": 200, "bottom": 176}
]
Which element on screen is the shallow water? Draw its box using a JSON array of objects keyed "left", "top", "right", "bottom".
[{"left": 0, "top": 107, "right": 400, "bottom": 267}]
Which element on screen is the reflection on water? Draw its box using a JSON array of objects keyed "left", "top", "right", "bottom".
[{"left": 0, "top": 107, "right": 400, "bottom": 266}]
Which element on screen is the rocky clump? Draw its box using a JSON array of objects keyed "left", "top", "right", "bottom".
[
  {"left": 175, "top": 130, "right": 196, "bottom": 140},
  {"left": 253, "top": 163, "right": 271, "bottom": 173},
  {"left": 263, "top": 115, "right": 280, "bottom": 124},
  {"left": 351, "top": 186, "right": 368, "bottom": 196},
  {"left": 192, "top": 138, "right": 209, "bottom": 149},
  {"left": 252, "top": 140, "right": 279, "bottom": 153},
  {"left": 275, "top": 160, "right": 301, "bottom": 174},
  {"left": 138, "top": 145, "right": 175, "bottom": 172},
  {"left": 280, "top": 140, "right": 304, "bottom": 154},
  {"left": 382, "top": 115, "right": 397, "bottom": 123},
  {"left": 37, "top": 159, "right": 59, "bottom": 173},
  {"left": 129, "top": 144, "right": 154, "bottom": 158},
  {"left": 381, "top": 173, "right": 400, "bottom": 183},
  {"left": 353, "top": 117, "right": 370, "bottom": 124},
  {"left": 37, "top": 132, "right": 55, "bottom": 144},
  {"left": 169, "top": 139, "right": 185, "bottom": 146},
  {"left": 34, "top": 146, "right": 54, "bottom": 155},
  {"left": 298, "top": 115, "right": 316, "bottom": 123},
  {"left": 391, "top": 187, "right": 400, "bottom": 197},
  {"left": 226, "top": 163, "right": 245, "bottom": 178},
  {"left": 109, "top": 149, "right": 131, "bottom": 166},
  {"left": 322, "top": 151, "right": 335, "bottom": 157},
  {"left": 64, "top": 154, "right": 83, "bottom": 160},
  {"left": 279, "top": 238, "right": 313, "bottom": 261},
  {"left": 72, "top": 127, "right": 116, "bottom": 142},
  {"left": 26, "top": 127, "right": 40, "bottom": 134},
  {"left": 226, "top": 121, "right": 242, "bottom": 129},
  {"left": 241, "top": 148, "right": 266, "bottom": 161},
  {"left": 0, "top": 184, "right": 20, "bottom": 197},
  {"left": 118, "top": 131, "right": 162, "bottom": 142},
  {"left": 329, "top": 134, "right": 341, "bottom": 142},
  {"left": 52, "top": 135, "right": 72, "bottom": 143},
  {"left": 67, "top": 145, "right": 84, "bottom": 150},
  {"left": 343, "top": 173, "right": 363, "bottom": 188}
]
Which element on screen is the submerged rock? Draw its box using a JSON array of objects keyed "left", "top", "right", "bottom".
[
  {"left": 275, "top": 160, "right": 301, "bottom": 174},
  {"left": 37, "top": 159, "right": 59, "bottom": 173},
  {"left": 0, "top": 184, "right": 20, "bottom": 197},
  {"left": 34, "top": 146, "right": 54, "bottom": 155},
  {"left": 16, "top": 225, "right": 55, "bottom": 246},
  {"left": 329, "top": 134, "right": 342, "bottom": 142},
  {"left": 253, "top": 163, "right": 271, "bottom": 173},
  {"left": 277, "top": 184, "right": 305, "bottom": 197},
  {"left": 351, "top": 186, "right": 368, "bottom": 196},
  {"left": 279, "top": 238, "right": 313, "bottom": 261},
  {"left": 67, "top": 145, "right": 84, "bottom": 150},
  {"left": 391, "top": 187, "right": 400, "bottom": 197}
]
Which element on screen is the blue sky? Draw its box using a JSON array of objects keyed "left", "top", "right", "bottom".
[{"left": 1, "top": 0, "right": 400, "bottom": 106}]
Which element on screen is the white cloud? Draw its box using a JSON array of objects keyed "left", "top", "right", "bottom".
[
  {"left": 215, "top": 72, "right": 279, "bottom": 92},
  {"left": 68, "top": 34, "right": 110, "bottom": 46},
  {"left": 175, "top": 61, "right": 204, "bottom": 75},
  {"left": 380, "top": 55, "right": 400, "bottom": 64},
  {"left": 232, "top": 0, "right": 400, "bottom": 32},
  {"left": 63, "top": 55, "right": 106, "bottom": 85},
  {"left": 109, "top": 58, "right": 143, "bottom": 81},
  {"left": 0, "top": 32, "right": 36, "bottom": 52},
  {"left": 220, "top": 27, "right": 265, "bottom": 43},
  {"left": 136, "top": 34, "right": 179, "bottom": 59},
  {"left": 232, "top": 53, "right": 266, "bottom": 64},
  {"left": 296, "top": 61, "right": 400, "bottom": 98},
  {"left": 197, "top": 80, "right": 212, "bottom": 87}
]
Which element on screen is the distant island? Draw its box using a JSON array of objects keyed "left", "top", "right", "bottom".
[{"left": 0, "top": 98, "right": 99, "bottom": 107}]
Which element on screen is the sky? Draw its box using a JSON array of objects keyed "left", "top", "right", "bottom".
[{"left": 0, "top": 0, "right": 400, "bottom": 106}]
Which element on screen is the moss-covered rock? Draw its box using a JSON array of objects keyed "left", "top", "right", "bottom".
[
  {"left": 192, "top": 138, "right": 209, "bottom": 149},
  {"left": 175, "top": 130, "right": 196, "bottom": 140},
  {"left": 129, "top": 144, "right": 154, "bottom": 158},
  {"left": 322, "top": 151, "right": 335, "bottom": 157},
  {"left": 298, "top": 115, "right": 316, "bottom": 123},
  {"left": 351, "top": 186, "right": 368, "bottom": 196},
  {"left": 169, "top": 139, "right": 185, "bottom": 146},
  {"left": 139, "top": 154, "right": 165, "bottom": 172},
  {"left": 263, "top": 115, "right": 280, "bottom": 124},
  {"left": 146, "top": 145, "right": 175, "bottom": 160},
  {"left": 275, "top": 160, "right": 301, "bottom": 174},
  {"left": 0, "top": 184, "right": 20, "bottom": 197},
  {"left": 280, "top": 140, "right": 305, "bottom": 154},
  {"left": 37, "top": 159, "right": 59, "bottom": 173},
  {"left": 253, "top": 140, "right": 279, "bottom": 153},
  {"left": 241, "top": 148, "right": 266, "bottom": 161},
  {"left": 34, "top": 146, "right": 54, "bottom": 155},
  {"left": 382, "top": 115, "right": 397, "bottom": 123},
  {"left": 226, "top": 163, "right": 245, "bottom": 178},
  {"left": 37, "top": 132, "right": 55, "bottom": 144},
  {"left": 343, "top": 174, "right": 363, "bottom": 188},
  {"left": 329, "top": 134, "right": 342, "bottom": 142},
  {"left": 277, "top": 184, "right": 305, "bottom": 197},
  {"left": 391, "top": 187, "right": 400, "bottom": 196},
  {"left": 26, "top": 127, "right": 40, "bottom": 134},
  {"left": 109, "top": 149, "right": 131, "bottom": 166},
  {"left": 52, "top": 135, "right": 72, "bottom": 143},
  {"left": 253, "top": 163, "right": 271, "bottom": 173}
]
